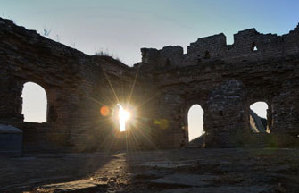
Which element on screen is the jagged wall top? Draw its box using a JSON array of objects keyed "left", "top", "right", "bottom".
[{"left": 141, "top": 23, "right": 299, "bottom": 68}]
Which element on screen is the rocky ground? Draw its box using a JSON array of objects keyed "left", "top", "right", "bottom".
[{"left": 0, "top": 148, "right": 298, "bottom": 193}]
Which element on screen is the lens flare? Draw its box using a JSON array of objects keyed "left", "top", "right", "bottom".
[
  {"left": 154, "top": 119, "right": 169, "bottom": 130},
  {"left": 100, "top": 105, "right": 110, "bottom": 116}
]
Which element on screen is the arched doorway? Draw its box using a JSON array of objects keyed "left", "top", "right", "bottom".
[
  {"left": 249, "top": 102, "right": 269, "bottom": 133},
  {"left": 21, "top": 82, "right": 47, "bottom": 122},
  {"left": 187, "top": 105, "right": 204, "bottom": 142}
]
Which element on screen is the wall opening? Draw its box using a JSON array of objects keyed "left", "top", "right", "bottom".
[
  {"left": 249, "top": 102, "right": 269, "bottom": 133},
  {"left": 252, "top": 42, "right": 258, "bottom": 51},
  {"left": 21, "top": 82, "right": 47, "bottom": 122},
  {"left": 187, "top": 105, "right": 204, "bottom": 141}
]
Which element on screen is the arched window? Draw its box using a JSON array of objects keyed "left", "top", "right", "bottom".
[
  {"left": 249, "top": 102, "right": 269, "bottom": 133},
  {"left": 21, "top": 82, "right": 47, "bottom": 122},
  {"left": 187, "top": 105, "right": 204, "bottom": 141}
]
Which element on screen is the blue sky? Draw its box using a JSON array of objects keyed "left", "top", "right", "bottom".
[{"left": 1, "top": 0, "right": 298, "bottom": 138}]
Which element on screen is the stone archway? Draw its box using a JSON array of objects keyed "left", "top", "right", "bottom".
[
  {"left": 21, "top": 82, "right": 47, "bottom": 123},
  {"left": 187, "top": 104, "right": 204, "bottom": 142}
]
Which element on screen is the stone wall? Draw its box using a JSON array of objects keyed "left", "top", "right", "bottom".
[
  {"left": 141, "top": 23, "right": 299, "bottom": 67},
  {"left": 139, "top": 23, "right": 299, "bottom": 148},
  {"left": 0, "top": 17, "right": 298, "bottom": 151}
]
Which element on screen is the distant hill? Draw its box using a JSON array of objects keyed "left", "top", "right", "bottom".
[{"left": 249, "top": 109, "right": 267, "bottom": 133}]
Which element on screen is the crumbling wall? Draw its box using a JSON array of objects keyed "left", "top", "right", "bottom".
[
  {"left": 141, "top": 23, "right": 299, "bottom": 67},
  {"left": 0, "top": 18, "right": 112, "bottom": 151},
  {"left": 139, "top": 23, "right": 299, "bottom": 147},
  {"left": 1, "top": 17, "right": 299, "bottom": 151}
]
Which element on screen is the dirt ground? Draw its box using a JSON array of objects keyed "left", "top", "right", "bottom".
[{"left": 0, "top": 148, "right": 298, "bottom": 193}]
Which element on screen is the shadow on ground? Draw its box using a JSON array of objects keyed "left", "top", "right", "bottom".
[{"left": 0, "top": 148, "right": 299, "bottom": 193}]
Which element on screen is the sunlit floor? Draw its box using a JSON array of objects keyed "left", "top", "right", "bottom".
[{"left": 0, "top": 148, "right": 299, "bottom": 193}]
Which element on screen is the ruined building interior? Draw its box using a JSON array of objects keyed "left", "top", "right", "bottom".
[
  {"left": 1, "top": 17, "right": 299, "bottom": 153},
  {"left": 0, "top": 17, "right": 299, "bottom": 192}
]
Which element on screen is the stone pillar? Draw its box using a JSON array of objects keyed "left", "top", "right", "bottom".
[
  {"left": 153, "top": 93, "right": 186, "bottom": 148},
  {"left": 205, "top": 80, "right": 249, "bottom": 147},
  {"left": 0, "top": 75, "right": 23, "bottom": 123},
  {"left": 272, "top": 82, "right": 299, "bottom": 137}
]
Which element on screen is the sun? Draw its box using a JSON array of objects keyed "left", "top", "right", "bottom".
[
  {"left": 119, "top": 106, "right": 130, "bottom": 122},
  {"left": 118, "top": 104, "right": 130, "bottom": 132}
]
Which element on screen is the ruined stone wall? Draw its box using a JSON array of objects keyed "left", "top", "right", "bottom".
[
  {"left": 141, "top": 23, "right": 299, "bottom": 68},
  {"left": 0, "top": 18, "right": 158, "bottom": 151},
  {"left": 140, "top": 55, "right": 299, "bottom": 147},
  {"left": 1, "top": 17, "right": 298, "bottom": 151},
  {"left": 139, "top": 24, "right": 299, "bottom": 147},
  {"left": 0, "top": 18, "right": 118, "bottom": 151}
]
